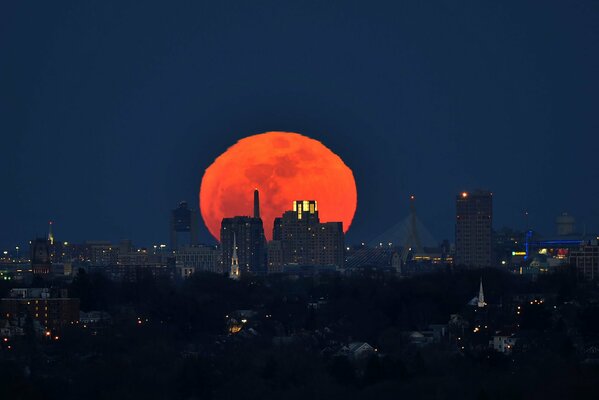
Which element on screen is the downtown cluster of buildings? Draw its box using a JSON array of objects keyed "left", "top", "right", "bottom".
[
  {"left": 221, "top": 191, "right": 345, "bottom": 279},
  {"left": 0, "top": 189, "right": 598, "bottom": 284}
]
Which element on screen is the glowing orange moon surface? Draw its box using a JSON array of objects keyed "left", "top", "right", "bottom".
[{"left": 200, "top": 131, "right": 357, "bottom": 241}]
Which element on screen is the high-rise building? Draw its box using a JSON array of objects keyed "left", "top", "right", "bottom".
[
  {"left": 220, "top": 190, "right": 267, "bottom": 276},
  {"left": 455, "top": 190, "right": 493, "bottom": 268},
  {"left": 276, "top": 200, "right": 344, "bottom": 269},
  {"left": 170, "top": 201, "right": 199, "bottom": 250},
  {"left": 31, "top": 238, "right": 52, "bottom": 275}
]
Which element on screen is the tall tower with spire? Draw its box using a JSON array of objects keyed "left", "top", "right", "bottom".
[
  {"left": 477, "top": 278, "right": 486, "bottom": 308},
  {"left": 229, "top": 234, "right": 240, "bottom": 280},
  {"left": 400, "top": 195, "right": 424, "bottom": 263},
  {"left": 221, "top": 190, "right": 267, "bottom": 276}
]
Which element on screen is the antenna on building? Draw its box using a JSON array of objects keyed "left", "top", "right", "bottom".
[{"left": 48, "top": 221, "right": 54, "bottom": 245}]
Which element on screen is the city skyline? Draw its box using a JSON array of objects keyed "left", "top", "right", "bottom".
[{"left": 0, "top": 188, "right": 594, "bottom": 252}]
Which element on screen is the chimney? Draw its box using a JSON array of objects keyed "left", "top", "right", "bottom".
[{"left": 254, "top": 189, "right": 260, "bottom": 219}]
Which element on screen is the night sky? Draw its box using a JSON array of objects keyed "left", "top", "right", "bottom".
[{"left": 2, "top": 1, "right": 598, "bottom": 249}]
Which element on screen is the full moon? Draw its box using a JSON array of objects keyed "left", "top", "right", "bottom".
[{"left": 199, "top": 131, "right": 357, "bottom": 241}]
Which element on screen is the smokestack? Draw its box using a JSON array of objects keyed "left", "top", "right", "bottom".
[{"left": 254, "top": 189, "right": 260, "bottom": 218}]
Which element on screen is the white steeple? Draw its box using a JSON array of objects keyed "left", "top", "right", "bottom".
[
  {"left": 477, "top": 278, "right": 486, "bottom": 308},
  {"left": 229, "top": 233, "right": 240, "bottom": 280}
]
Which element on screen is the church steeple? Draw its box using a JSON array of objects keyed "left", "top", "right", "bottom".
[
  {"left": 477, "top": 278, "right": 486, "bottom": 308},
  {"left": 229, "top": 233, "right": 240, "bottom": 280}
]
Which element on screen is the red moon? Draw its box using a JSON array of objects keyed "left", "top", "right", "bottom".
[{"left": 199, "top": 131, "right": 357, "bottom": 241}]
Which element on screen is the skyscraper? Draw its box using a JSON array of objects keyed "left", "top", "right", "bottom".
[
  {"left": 170, "top": 201, "right": 199, "bottom": 250},
  {"left": 276, "top": 200, "right": 344, "bottom": 269},
  {"left": 455, "top": 190, "right": 493, "bottom": 268},
  {"left": 220, "top": 190, "right": 267, "bottom": 276}
]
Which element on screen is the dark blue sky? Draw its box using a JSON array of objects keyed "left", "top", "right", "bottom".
[{"left": 2, "top": 1, "right": 598, "bottom": 248}]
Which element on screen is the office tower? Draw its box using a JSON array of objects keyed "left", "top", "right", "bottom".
[
  {"left": 220, "top": 190, "right": 267, "bottom": 276},
  {"left": 170, "top": 201, "right": 199, "bottom": 250},
  {"left": 455, "top": 190, "right": 493, "bottom": 268},
  {"left": 31, "top": 238, "right": 52, "bottom": 275},
  {"left": 276, "top": 200, "right": 344, "bottom": 268},
  {"left": 556, "top": 213, "right": 576, "bottom": 236}
]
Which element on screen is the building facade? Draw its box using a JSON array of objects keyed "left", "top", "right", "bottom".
[
  {"left": 277, "top": 200, "right": 344, "bottom": 269},
  {"left": 571, "top": 241, "right": 599, "bottom": 280},
  {"left": 455, "top": 190, "right": 493, "bottom": 268},
  {"left": 267, "top": 240, "right": 284, "bottom": 273},
  {"left": 220, "top": 190, "right": 267, "bottom": 276},
  {"left": 0, "top": 288, "right": 79, "bottom": 335},
  {"left": 170, "top": 201, "right": 199, "bottom": 250},
  {"left": 175, "top": 244, "right": 221, "bottom": 274},
  {"left": 221, "top": 216, "right": 267, "bottom": 276},
  {"left": 31, "top": 238, "right": 52, "bottom": 275}
]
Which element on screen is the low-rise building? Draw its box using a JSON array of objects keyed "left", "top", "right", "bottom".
[
  {"left": 570, "top": 240, "right": 599, "bottom": 281},
  {"left": 175, "top": 244, "right": 221, "bottom": 274},
  {"left": 490, "top": 332, "right": 517, "bottom": 354},
  {"left": 0, "top": 288, "right": 79, "bottom": 335}
]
